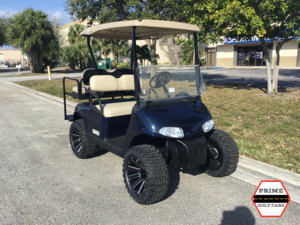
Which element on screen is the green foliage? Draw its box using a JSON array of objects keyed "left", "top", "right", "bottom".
[
  {"left": 65, "top": 0, "right": 130, "bottom": 24},
  {"left": 68, "top": 23, "right": 85, "bottom": 44},
  {"left": 116, "top": 63, "right": 130, "bottom": 69},
  {"left": 64, "top": 0, "right": 175, "bottom": 65},
  {"left": 94, "top": 39, "right": 130, "bottom": 61},
  {"left": 61, "top": 42, "right": 90, "bottom": 70},
  {"left": 0, "top": 15, "right": 8, "bottom": 46},
  {"left": 201, "top": 0, "right": 300, "bottom": 41},
  {"left": 177, "top": 38, "right": 202, "bottom": 65},
  {"left": 6, "top": 8, "right": 59, "bottom": 73},
  {"left": 166, "top": 0, "right": 222, "bottom": 43},
  {"left": 136, "top": 45, "right": 150, "bottom": 65}
]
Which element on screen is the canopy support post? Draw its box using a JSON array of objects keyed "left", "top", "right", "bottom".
[
  {"left": 130, "top": 44, "right": 133, "bottom": 70},
  {"left": 194, "top": 33, "right": 200, "bottom": 65},
  {"left": 131, "top": 27, "right": 140, "bottom": 106},
  {"left": 87, "top": 36, "right": 98, "bottom": 72},
  {"left": 194, "top": 33, "right": 202, "bottom": 95}
]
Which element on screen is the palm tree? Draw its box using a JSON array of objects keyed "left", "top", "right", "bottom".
[
  {"left": 67, "top": 23, "right": 85, "bottom": 45},
  {"left": 136, "top": 45, "right": 151, "bottom": 65},
  {"left": 7, "top": 8, "right": 59, "bottom": 73},
  {"left": 61, "top": 45, "right": 77, "bottom": 70},
  {"left": 115, "top": 40, "right": 130, "bottom": 62},
  {"left": 0, "top": 15, "right": 8, "bottom": 46}
]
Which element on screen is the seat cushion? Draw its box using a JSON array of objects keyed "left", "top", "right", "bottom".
[
  {"left": 95, "top": 101, "right": 136, "bottom": 117},
  {"left": 90, "top": 75, "right": 118, "bottom": 92},
  {"left": 72, "top": 86, "right": 90, "bottom": 94}
]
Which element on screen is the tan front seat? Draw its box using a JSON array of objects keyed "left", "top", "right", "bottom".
[{"left": 95, "top": 101, "right": 136, "bottom": 117}]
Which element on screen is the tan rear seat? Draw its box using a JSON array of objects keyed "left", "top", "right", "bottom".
[
  {"left": 72, "top": 86, "right": 90, "bottom": 94},
  {"left": 90, "top": 75, "right": 136, "bottom": 117}
]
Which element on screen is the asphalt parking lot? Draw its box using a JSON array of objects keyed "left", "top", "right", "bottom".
[
  {"left": 202, "top": 67, "right": 300, "bottom": 88},
  {"left": 0, "top": 82, "right": 299, "bottom": 224}
]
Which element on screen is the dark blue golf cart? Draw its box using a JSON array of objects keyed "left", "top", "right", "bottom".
[{"left": 63, "top": 20, "right": 239, "bottom": 204}]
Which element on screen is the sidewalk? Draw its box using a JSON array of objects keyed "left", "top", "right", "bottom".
[
  {"left": 0, "top": 73, "right": 82, "bottom": 82},
  {"left": 2, "top": 80, "right": 300, "bottom": 205}
]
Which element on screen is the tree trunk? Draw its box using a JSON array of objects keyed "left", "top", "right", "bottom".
[
  {"left": 260, "top": 38, "right": 272, "bottom": 94},
  {"left": 273, "top": 51, "right": 280, "bottom": 93},
  {"left": 27, "top": 50, "right": 43, "bottom": 73},
  {"left": 68, "top": 63, "right": 75, "bottom": 71},
  {"left": 145, "top": 39, "right": 158, "bottom": 65}
]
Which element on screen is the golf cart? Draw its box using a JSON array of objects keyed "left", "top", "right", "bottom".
[{"left": 63, "top": 20, "right": 239, "bottom": 204}]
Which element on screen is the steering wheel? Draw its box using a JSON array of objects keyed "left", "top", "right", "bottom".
[
  {"left": 148, "top": 72, "right": 172, "bottom": 99},
  {"left": 149, "top": 71, "right": 171, "bottom": 88}
]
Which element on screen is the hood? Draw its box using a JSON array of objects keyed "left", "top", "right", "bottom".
[{"left": 134, "top": 99, "right": 212, "bottom": 139}]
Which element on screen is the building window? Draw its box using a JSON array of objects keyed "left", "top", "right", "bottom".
[{"left": 237, "top": 46, "right": 265, "bottom": 66}]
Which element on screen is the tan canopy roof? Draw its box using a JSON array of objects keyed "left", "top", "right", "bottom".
[{"left": 80, "top": 20, "right": 200, "bottom": 40}]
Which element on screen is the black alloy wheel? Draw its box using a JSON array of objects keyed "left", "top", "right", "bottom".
[
  {"left": 71, "top": 127, "right": 83, "bottom": 153},
  {"left": 208, "top": 140, "right": 223, "bottom": 170},
  {"left": 125, "top": 156, "right": 147, "bottom": 196}
]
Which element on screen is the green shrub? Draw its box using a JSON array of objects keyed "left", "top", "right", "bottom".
[{"left": 116, "top": 63, "right": 130, "bottom": 69}]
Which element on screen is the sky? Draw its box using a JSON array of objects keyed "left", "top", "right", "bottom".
[{"left": 0, "top": 0, "right": 73, "bottom": 24}]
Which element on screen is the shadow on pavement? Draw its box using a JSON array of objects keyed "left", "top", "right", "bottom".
[
  {"left": 221, "top": 206, "right": 256, "bottom": 225},
  {"left": 0, "top": 67, "right": 30, "bottom": 73},
  {"left": 206, "top": 78, "right": 300, "bottom": 89},
  {"left": 279, "top": 69, "right": 300, "bottom": 78},
  {"left": 203, "top": 73, "right": 229, "bottom": 79}
]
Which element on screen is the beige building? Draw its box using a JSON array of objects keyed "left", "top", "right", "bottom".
[
  {"left": 0, "top": 46, "right": 28, "bottom": 67},
  {"left": 206, "top": 37, "right": 300, "bottom": 68}
]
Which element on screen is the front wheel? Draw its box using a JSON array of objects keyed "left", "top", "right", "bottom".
[
  {"left": 123, "top": 145, "right": 169, "bottom": 204},
  {"left": 205, "top": 129, "right": 239, "bottom": 177}
]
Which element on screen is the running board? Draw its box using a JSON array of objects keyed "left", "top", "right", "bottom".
[{"left": 86, "top": 132, "right": 124, "bottom": 157}]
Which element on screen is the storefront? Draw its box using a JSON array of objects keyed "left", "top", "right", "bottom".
[
  {"left": 237, "top": 45, "right": 265, "bottom": 66},
  {"left": 211, "top": 37, "right": 300, "bottom": 68}
]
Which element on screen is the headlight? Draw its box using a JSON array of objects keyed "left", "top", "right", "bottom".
[
  {"left": 202, "top": 119, "right": 215, "bottom": 133},
  {"left": 159, "top": 127, "right": 184, "bottom": 138}
]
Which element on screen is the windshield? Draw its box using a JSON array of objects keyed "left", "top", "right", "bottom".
[{"left": 137, "top": 65, "right": 206, "bottom": 102}]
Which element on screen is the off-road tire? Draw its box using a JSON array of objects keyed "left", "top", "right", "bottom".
[
  {"left": 69, "top": 119, "right": 97, "bottom": 159},
  {"left": 205, "top": 129, "right": 239, "bottom": 177},
  {"left": 123, "top": 145, "right": 169, "bottom": 204}
]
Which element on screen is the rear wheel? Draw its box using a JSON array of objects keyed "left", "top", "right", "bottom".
[
  {"left": 123, "top": 145, "right": 169, "bottom": 204},
  {"left": 205, "top": 129, "right": 239, "bottom": 177},
  {"left": 69, "top": 119, "right": 97, "bottom": 159}
]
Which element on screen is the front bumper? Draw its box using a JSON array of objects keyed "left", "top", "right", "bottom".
[{"left": 167, "top": 136, "right": 208, "bottom": 169}]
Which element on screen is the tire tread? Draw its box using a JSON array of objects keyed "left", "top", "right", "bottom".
[
  {"left": 205, "top": 129, "right": 239, "bottom": 177},
  {"left": 123, "top": 145, "right": 169, "bottom": 204},
  {"left": 69, "top": 119, "right": 97, "bottom": 159}
]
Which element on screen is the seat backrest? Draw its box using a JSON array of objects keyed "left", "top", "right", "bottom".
[
  {"left": 90, "top": 74, "right": 135, "bottom": 92},
  {"left": 82, "top": 68, "right": 133, "bottom": 85}
]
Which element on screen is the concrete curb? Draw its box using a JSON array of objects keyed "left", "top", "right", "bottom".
[
  {"left": 2, "top": 81, "right": 299, "bottom": 204},
  {"left": 1, "top": 81, "right": 77, "bottom": 113}
]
